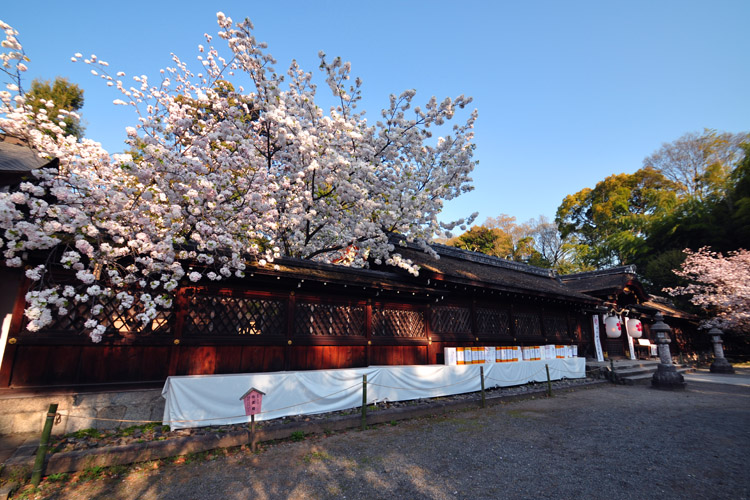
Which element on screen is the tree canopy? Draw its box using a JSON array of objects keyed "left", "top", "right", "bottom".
[
  {"left": 0, "top": 16, "right": 477, "bottom": 341},
  {"left": 555, "top": 167, "right": 679, "bottom": 269},
  {"left": 446, "top": 214, "right": 585, "bottom": 273},
  {"left": 555, "top": 129, "right": 749, "bottom": 296},
  {"left": 643, "top": 129, "right": 749, "bottom": 201},
  {"left": 24, "top": 77, "right": 85, "bottom": 138}
]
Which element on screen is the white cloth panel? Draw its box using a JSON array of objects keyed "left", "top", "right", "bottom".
[{"left": 162, "top": 358, "right": 585, "bottom": 430}]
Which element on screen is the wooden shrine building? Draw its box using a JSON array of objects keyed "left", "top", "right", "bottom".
[
  {"left": 0, "top": 241, "right": 603, "bottom": 391},
  {"left": 559, "top": 266, "right": 703, "bottom": 358}
]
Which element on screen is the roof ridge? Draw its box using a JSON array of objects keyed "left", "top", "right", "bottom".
[
  {"left": 559, "top": 265, "right": 637, "bottom": 280},
  {"left": 391, "top": 236, "right": 555, "bottom": 278}
]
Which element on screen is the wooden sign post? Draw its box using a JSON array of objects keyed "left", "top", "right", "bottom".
[{"left": 240, "top": 388, "right": 266, "bottom": 451}]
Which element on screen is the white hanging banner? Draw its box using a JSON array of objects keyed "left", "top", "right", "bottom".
[
  {"left": 592, "top": 314, "right": 604, "bottom": 362},
  {"left": 624, "top": 315, "right": 636, "bottom": 360}
]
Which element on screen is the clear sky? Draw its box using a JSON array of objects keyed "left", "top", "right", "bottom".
[{"left": 3, "top": 1, "right": 749, "bottom": 228}]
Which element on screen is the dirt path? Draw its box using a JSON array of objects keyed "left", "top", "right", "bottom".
[{"left": 17, "top": 381, "right": 750, "bottom": 499}]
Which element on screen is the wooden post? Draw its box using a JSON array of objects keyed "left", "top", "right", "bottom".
[
  {"left": 480, "top": 366, "right": 486, "bottom": 408},
  {"left": 250, "top": 414, "right": 256, "bottom": 452},
  {"left": 31, "top": 403, "right": 58, "bottom": 486},
  {"left": 361, "top": 374, "right": 367, "bottom": 430},
  {"left": 545, "top": 364, "right": 552, "bottom": 398}
]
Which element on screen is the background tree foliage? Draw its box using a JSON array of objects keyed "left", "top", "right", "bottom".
[
  {"left": 556, "top": 129, "right": 749, "bottom": 293},
  {"left": 446, "top": 214, "right": 586, "bottom": 273},
  {"left": 24, "top": 77, "right": 85, "bottom": 138},
  {"left": 643, "top": 129, "right": 749, "bottom": 201},
  {"left": 556, "top": 167, "right": 679, "bottom": 269},
  {"left": 448, "top": 129, "right": 749, "bottom": 297}
]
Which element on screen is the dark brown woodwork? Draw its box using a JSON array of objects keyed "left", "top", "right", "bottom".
[{"left": 3, "top": 273, "right": 589, "bottom": 390}]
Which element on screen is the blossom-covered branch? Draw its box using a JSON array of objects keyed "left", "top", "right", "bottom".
[
  {"left": 0, "top": 14, "right": 477, "bottom": 341},
  {"left": 666, "top": 247, "right": 750, "bottom": 333}
]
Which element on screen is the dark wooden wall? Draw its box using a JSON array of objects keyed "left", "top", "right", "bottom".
[{"left": 0, "top": 279, "right": 591, "bottom": 390}]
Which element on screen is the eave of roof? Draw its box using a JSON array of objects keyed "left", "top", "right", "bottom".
[
  {"left": 0, "top": 140, "right": 52, "bottom": 173},
  {"left": 393, "top": 244, "right": 598, "bottom": 304}
]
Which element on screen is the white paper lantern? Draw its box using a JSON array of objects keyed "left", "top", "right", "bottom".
[
  {"left": 627, "top": 318, "right": 643, "bottom": 338},
  {"left": 604, "top": 316, "right": 621, "bottom": 338}
]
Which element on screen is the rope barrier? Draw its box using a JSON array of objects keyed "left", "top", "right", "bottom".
[
  {"left": 57, "top": 382, "right": 363, "bottom": 425},
  {"left": 484, "top": 366, "right": 548, "bottom": 384},
  {"left": 368, "top": 375, "right": 479, "bottom": 391},
  {"left": 49, "top": 362, "right": 590, "bottom": 427}
]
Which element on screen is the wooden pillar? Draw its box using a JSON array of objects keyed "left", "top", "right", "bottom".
[
  {"left": 285, "top": 291, "right": 295, "bottom": 370},
  {"left": 539, "top": 305, "right": 548, "bottom": 344},
  {"left": 167, "top": 287, "right": 188, "bottom": 377},
  {"left": 425, "top": 304, "right": 435, "bottom": 364},
  {"left": 365, "top": 299, "right": 372, "bottom": 367},
  {"left": 0, "top": 277, "right": 31, "bottom": 388},
  {"left": 471, "top": 299, "right": 478, "bottom": 345},
  {"left": 509, "top": 302, "right": 518, "bottom": 343}
]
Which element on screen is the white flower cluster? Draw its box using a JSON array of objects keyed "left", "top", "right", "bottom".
[{"left": 0, "top": 15, "right": 477, "bottom": 342}]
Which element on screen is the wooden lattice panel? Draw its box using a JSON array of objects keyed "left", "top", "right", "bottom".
[
  {"left": 372, "top": 309, "right": 426, "bottom": 338},
  {"left": 186, "top": 295, "right": 286, "bottom": 336},
  {"left": 25, "top": 283, "right": 173, "bottom": 337},
  {"left": 514, "top": 312, "right": 543, "bottom": 340},
  {"left": 431, "top": 306, "right": 472, "bottom": 334},
  {"left": 476, "top": 308, "right": 510, "bottom": 337},
  {"left": 543, "top": 314, "right": 569, "bottom": 341},
  {"left": 294, "top": 303, "right": 365, "bottom": 336}
]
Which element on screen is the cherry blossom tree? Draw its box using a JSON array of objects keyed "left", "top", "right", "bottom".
[
  {"left": 666, "top": 247, "right": 750, "bottom": 333},
  {"left": 0, "top": 14, "right": 477, "bottom": 341}
]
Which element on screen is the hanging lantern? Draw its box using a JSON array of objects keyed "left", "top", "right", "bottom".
[
  {"left": 627, "top": 318, "right": 642, "bottom": 338},
  {"left": 604, "top": 316, "right": 621, "bottom": 338}
]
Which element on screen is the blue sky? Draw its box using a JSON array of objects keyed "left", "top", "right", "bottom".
[{"left": 3, "top": 1, "right": 749, "bottom": 228}]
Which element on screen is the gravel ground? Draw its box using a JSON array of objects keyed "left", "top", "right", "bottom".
[
  {"left": 44, "top": 376, "right": 601, "bottom": 455},
  {"left": 15, "top": 380, "right": 750, "bottom": 500}
]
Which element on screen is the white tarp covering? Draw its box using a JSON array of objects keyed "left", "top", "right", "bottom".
[{"left": 162, "top": 358, "right": 585, "bottom": 429}]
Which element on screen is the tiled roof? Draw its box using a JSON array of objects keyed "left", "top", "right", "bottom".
[
  {"left": 394, "top": 244, "right": 597, "bottom": 303},
  {"left": 0, "top": 140, "right": 51, "bottom": 173}
]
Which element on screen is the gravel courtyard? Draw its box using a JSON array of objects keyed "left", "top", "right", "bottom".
[{"left": 21, "top": 380, "right": 750, "bottom": 499}]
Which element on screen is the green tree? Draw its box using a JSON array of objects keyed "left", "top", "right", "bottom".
[
  {"left": 448, "top": 215, "right": 546, "bottom": 266},
  {"left": 24, "top": 77, "right": 85, "bottom": 139},
  {"left": 555, "top": 167, "right": 679, "bottom": 269},
  {"left": 448, "top": 224, "right": 505, "bottom": 255}
]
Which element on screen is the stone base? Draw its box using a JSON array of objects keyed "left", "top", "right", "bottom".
[
  {"left": 710, "top": 358, "right": 735, "bottom": 374},
  {"left": 652, "top": 364, "right": 686, "bottom": 390},
  {"left": 0, "top": 388, "right": 165, "bottom": 435}
]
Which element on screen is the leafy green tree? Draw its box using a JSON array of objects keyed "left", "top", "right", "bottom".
[
  {"left": 448, "top": 224, "right": 504, "bottom": 255},
  {"left": 24, "top": 77, "right": 85, "bottom": 139},
  {"left": 555, "top": 167, "right": 679, "bottom": 269}
]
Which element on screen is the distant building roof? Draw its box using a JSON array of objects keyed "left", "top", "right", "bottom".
[
  {"left": 0, "top": 137, "right": 57, "bottom": 189},
  {"left": 0, "top": 139, "right": 51, "bottom": 173},
  {"left": 558, "top": 266, "right": 643, "bottom": 298},
  {"left": 392, "top": 241, "right": 598, "bottom": 304}
]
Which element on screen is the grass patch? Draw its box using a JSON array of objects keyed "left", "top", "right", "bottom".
[
  {"left": 302, "top": 451, "right": 332, "bottom": 463},
  {"left": 290, "top": 431, "right": 306, "bottom": 442},
  {"left": 44, "top": 472, "right": 69, "bottom": 483},
  {"left": 67, "top": 428, "right": 102, "bottom": 439}
]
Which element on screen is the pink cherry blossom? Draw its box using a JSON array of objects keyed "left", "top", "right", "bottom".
[
  {"left": 666, "top": 247, "right": 750, "bottom": 333},
  {"left": 0, "top": 15, "right": 477, "bottom": 342}
]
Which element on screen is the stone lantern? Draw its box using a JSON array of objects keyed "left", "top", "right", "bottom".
[
  {"left": 707, "top": 327, "right": 735, "bottom": 374},
  {"left": 651, "top": 313, "right": 686, "bottom": 390}
]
